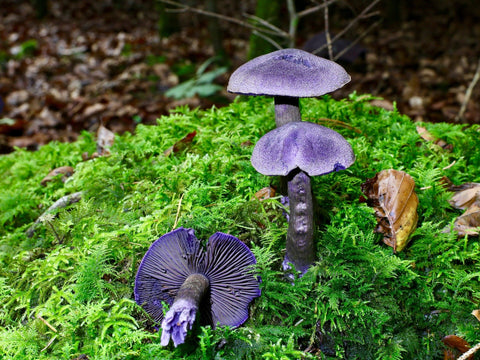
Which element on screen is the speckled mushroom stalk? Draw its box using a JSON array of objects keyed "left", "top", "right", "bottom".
[
  {"left": 284, "top": 170, "right": 315, "bottom": 274},
  {"left": 251, "top": 122, "right": 355, "bottom": 277},
  {"left": 274, "top": 96, "right": 301, "bottom": 126},
  {"left": 227, "top": 48, "right": 350, "bottom": 128},
  {"left": 134, "top": 227, "right": 260, "bottom": 347}
]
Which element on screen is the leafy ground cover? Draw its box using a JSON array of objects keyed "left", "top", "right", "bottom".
[{"left": 1, "top": 94, "right": 480, "bottom": 359}]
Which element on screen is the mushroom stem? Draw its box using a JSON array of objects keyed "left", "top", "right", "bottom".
[
  {"left": 161, "top": 273, "right": 210, "bottom": 347},
  {"left": 283, "top": 170, "right": 315, "bottom": 276},
  {"left": 274, "top": 96, "right": 301, "bottom": 127}
]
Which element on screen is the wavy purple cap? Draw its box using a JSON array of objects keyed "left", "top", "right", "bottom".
[
  {"left": 251, "top": 121, "right": 355, "bottom": 176},
  {"left": 227, "top": 48, "right": 350, "bottom": 97},
  {"left": 134, "top": 227, "right": 260, "bottom": 328}
]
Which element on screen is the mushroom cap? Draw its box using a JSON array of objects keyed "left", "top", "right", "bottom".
[
  {"left": 134, "top": 227, "right": 260, "bottom": 328},
  {"left": 227, "top": 48, "right": 350, "bottom": 97},
  {"left": 251, "top": 121, "right": 355, "bottom": 176}
]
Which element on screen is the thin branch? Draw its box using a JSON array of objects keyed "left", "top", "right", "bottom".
[
  {"left": 251, "top": 30, "right": 283, "bottom": 50},
  {"left": 245, "top": 14, "right": 290, "bottom": 39},
  {"left": 333, "top": 20, "right": 380, "bottom": 61},
  {"left": 172, "top": 192, "right": 184, "bottom": 231},
  {"left": 312, "top": 0, "right": 381, "bottom": 55},
  {"left": 297, "top": 0, "right": 337, "bottom": 19},
  {"left": 41, "top": 336, "right": 57, "bottom": 352},
  {"left": 157, "top": 0, "right": 281, "bottom": 37},
  {"left": 323, "top": 0, "right": 333, "bottom": 60},
  {"left": 37, "top": 315, "right": 58, "bottom": 333},
  {"left": 456, "top": 58, "right": 480, "bottom": 122}
]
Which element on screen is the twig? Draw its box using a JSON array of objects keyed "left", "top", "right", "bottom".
[
  {"left": 333, "top": 20, "right": 380, "bottom": 62},
  {"left": 323, "top": 0, "right": 333, "bottom": 60},
  {"left": 251, "top": 30, "right": 283, "bottom": 50},
  {"left": 41, "top": 336, "right": 57, "bottom": 352},
  {"left": 458, "top": 342, "right": 480, "bottom": 360},
  {"left": 456, "top": 58, "right": 480, "bottom": 122},
  {"left": 158, "top": 0, "right": 281, "bottom": 37},
  {"left": 297, "top": 0, "right": 337, "bottom": 18},
  {"left": 172, "top": 193, "right": 184, "bottom": 231},
  {"left": 245, "top": 14, "right": 290, "bottom": 39},
  {"left": 26, "top": 191, "right": 83, "bottom": 238},
  {"left": 37, "top": 315, "right": 58, "bottom": 333},
  {"left": 312, "top": 0, "right": 381, "bottom": 56}
]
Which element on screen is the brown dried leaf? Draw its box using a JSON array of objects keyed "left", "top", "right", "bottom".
[
  {"left": 451, "top": 202, "right": 480, "bottom": 237},
  {"left": 442, "top": 335, "right": 472, "bottom": 359},
  {"left": 254, "top": 187, "right": 276, "bottom": 201},
  {"left": 41, "top": 166, "right": 75, "bottom": 186},
  {"left": 164, "top": 131, "right": 196, "bottom": 156},
  {"left": 448, "top": 183, "right": 480, "bottom": 210},
  {"left": 96, "top": 125, "right": 115, "bottom": 156},
  {"left": 472, "top": 309, "right": 480, "bottom": 322},
  {"left": 416, "top": 125, "right": 451, "bottom": 150},
  {"left": 361, "top": 169, "right": 419, "bottom": 252}
]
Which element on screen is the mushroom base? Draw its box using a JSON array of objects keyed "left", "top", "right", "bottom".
[
  {"left": 161, "top": 273, "right": 210, "bottom": 347},
  {"left": 284, "top": 170, "right": 315, "bottom": 277}
]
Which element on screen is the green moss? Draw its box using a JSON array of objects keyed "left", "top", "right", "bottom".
[{"left": 1, "top": 94, "right": 480, "bottom": 359}]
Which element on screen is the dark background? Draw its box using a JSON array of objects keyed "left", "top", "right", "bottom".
[{"left": 1, "top": 0, "right": 479, "bottom": 153}]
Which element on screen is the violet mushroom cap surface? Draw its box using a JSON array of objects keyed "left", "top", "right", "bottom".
[
  {"left": 227, "top": 48, "right": 350, "bottom": 97},
  {"left": 251, "top": 121, "right": 355, "bottom": 176},
  {"left": 134, "top": 227, "right": 260, "bottom": 346}
]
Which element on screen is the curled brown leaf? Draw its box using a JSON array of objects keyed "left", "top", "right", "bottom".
[
  {"left": 361, "top": 169, "right": 419, "bottom": 252},
  {"left": 40, "top": 166, "right": 75, "bottom": 186}
]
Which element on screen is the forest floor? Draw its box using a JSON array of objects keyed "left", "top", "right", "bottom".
[{"left": 1, "top": 0, "right": 480, "bottom": 154}]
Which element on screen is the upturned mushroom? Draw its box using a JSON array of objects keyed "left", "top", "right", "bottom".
[
  {"left": 227, "top": 48, "right": 350, "bottom": 127},
  {"left": 251, "top": 121, "right": 355, "bottom": 276},
  {"left": 134, "top": 227, "right": 260, "bottom": 347}
]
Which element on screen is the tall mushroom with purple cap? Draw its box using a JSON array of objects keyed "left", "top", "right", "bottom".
[
  {"left": 251, "top": 121, "right": 355, "bottom": 276},
  {"left": 227, "top": 48, "right": 350, "bottom": 127},
  {"left": 134, "top": 227, "right": 260, "bottom": 347}
]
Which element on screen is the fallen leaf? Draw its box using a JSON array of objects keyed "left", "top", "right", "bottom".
[
  {"left": 96, "top": 125, "right": 115, "bottom": 156},
  {"left": 472, "top": 309, "right": 480, "bottom": 322},
  {"left": 164, "top": 131, "right": 196, "bottom": 156},
  {"left": 443, "top": 182, "right": 480, "bottom": 237},
  {"left": 370, "top": 98, "right": 394, "bottom": 111},
  {"left": 442, "top": 335, "right": 472, "bottom": 360},
  {"left": 361, "top": 169, "right": 419, "bottom": 252},
  {"left": 416, "top": 125, "right": 451, "bottom": 149},
  {"left": 450, "top": 202, "right": 480, "bottom": 237},
  {"left": 41, "top": 166, "right": 75, "bottom": 186},
  {"left": 254, "top": 187, "right": 276, "bottom": 201},
  {"left": 448, "top": 183, "right": 480, "bottom": 209}
]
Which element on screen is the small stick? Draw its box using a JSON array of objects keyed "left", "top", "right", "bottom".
[
  {"left": 37, "top": 315, "right": 58, "bottom": 333},
  {"left": 323, "top": 0, "right": 333, "bottom": 60},
  {"left": 312, "top": 0, "right": 380, "bottom": 56},
  {"left": 172, "top": 193, "right": 184, "bottom": 230},
  {"left": 456, "top": 58, "right": 480, "bottom": 122},
  {"left": 442, "top": 160, "right": 456, "bottom": 170},
  {"left": 41, "top": 336, "right": 57, "bottom": 352},
  {"left": 458, "top": 342, "right": 480, "bottom": 360},
  {"left": 158, "top": 0, "right": 281, "bottom": 37},
  {"left": 333, "top": 20, "right": 380, "bottom": 62}
]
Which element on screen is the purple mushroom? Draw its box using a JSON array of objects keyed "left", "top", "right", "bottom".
[
  {"left": 134, "top": 227, "right": 260, "bottom": 347},
  {"left": 227, "top": 48, "right": 350, "bottom": 127},
  {"left": 251, "top": 121, "right": 355, "bottom": 277}
]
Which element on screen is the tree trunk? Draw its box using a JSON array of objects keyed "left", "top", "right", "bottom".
[
  {"left": 156, "top": 1, "right": 180, "bottom": 38},
  {"left": 206, "top": 0, "right": 227, "bottom": 64}
]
